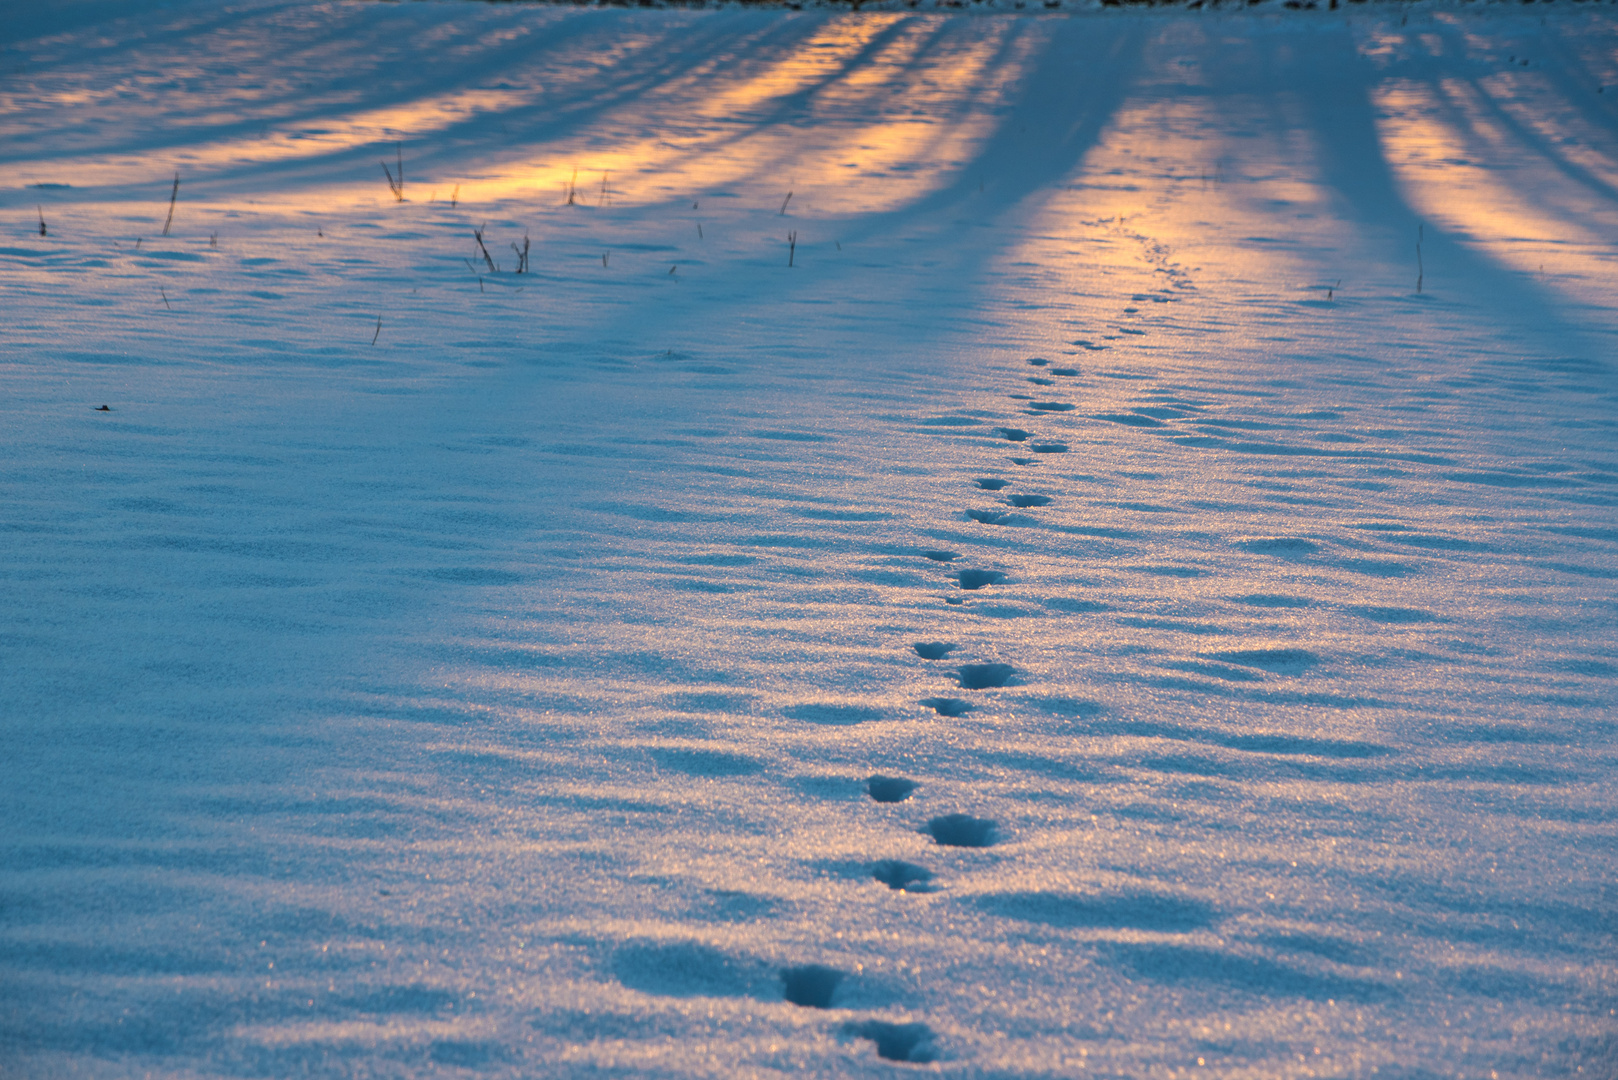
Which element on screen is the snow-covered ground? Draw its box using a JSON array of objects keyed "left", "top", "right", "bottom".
[{"left": 3, "top": 1, "right": 1616, "bottom": 1076}]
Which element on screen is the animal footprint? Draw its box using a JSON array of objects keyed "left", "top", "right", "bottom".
[
  {"left": 847, "top": 1020, "right": 939, "bottom": 1062},
  {"left": 922, "top": 549, "right": 959, "bottom": 562},
  {"left": 919, "top": 697, "right": 973, "bottom": 716},
  {"left": 1006, "top": 494, "right": 1051, "bottom": 508},
  {"left": 1029, "top": 402, "right": 1075, "bottom": 412},
  {"left": 867, "top": 775, "right": 916, "bottom": 803},
  {"left": 913, "top": 642, "right": 957, "bottom": 659},
  {"left": 955, "top": 569, "right": 1005, "bottom": 590},
  {"left": 1027, "top": 358, "right": 1049, "bottom": 367},
  {"left": 1052, "top": 367, "right": 1079, "bottom": 376},
  {"left": 926, "top": 813, "right": 998, "bottom": 847},
  {"left": 966, "top": 509, "right": 1015, "bottom": 525},
  {"left": 998, "top": 428, "right": 1030, "bottom": 442},
  {"left": 975, "top": 478, "right": 1010, "bottom": 491},
  {"left": 872, "top": 860, "right": 934, "bottom": 891},
  {"left": 1030, "top": 443, "right": 1067, "bottom": 454},
  {"left": 957, "top": 663, "right": 1016, "bottom": 689},
  {"left": 781, "top": 965, "right": 843, "bottom": 1008}
]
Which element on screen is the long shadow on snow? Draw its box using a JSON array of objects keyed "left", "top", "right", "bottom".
[
  {"left": 837, "top": 19, "right": 1146, "bottom": 252},
  {"left": 1417, "top": 19, "right": 1618, "bottom": 209},
  {"left": 1255, "top": 25, "right": 1614, "bottom": 366},
  {"left": 1, "top": 11, "right": 819, "bottom": 194}
]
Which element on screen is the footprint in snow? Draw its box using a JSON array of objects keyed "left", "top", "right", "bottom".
[
  {"left": 1010, "top": 457, "right": 1037, "bottom": 466},
  {"left": 1028, "top": 377, "right": 1055, "bottom": 386},
  {"left": 975, "top": 478, "right": 1010, "bottom": 490},
  {"left": 957, "top": 662, "right": 1016, "bottom": 689},
  {"left": 1031, "top": 443, "right": 1068, "bottom": 454},
  {"left": 926, "top": 813, "right": 998, "bottom": 847},
  {"left": 872, "top": 860, "right": 934, "bottom": 891},
  {"left": 966, "top": 509, "right": 1016, "bottom": 525},
  {"left": 922, "top": 549, "right": 959, "bottom": 562},
  {"left": 1051, "top": 367, "right": 1079, "bottom": 376},
  {"left": 781, "top": 965, "right": 843, "bottom": 1008},
  {"left": 1027, "top": 357, "right": 1049, "bottom": 367},
  {"left": 919, "top": 697, "right": 973, "bottom": 716},
  {"left": 913, "top": 641, "right": 957, "bottom": 659},
  {"left": 867, "top": 775, "right": 916, "bottom": 802},
  {"left": 847, "top": 1020, "right": 939, "bottom": 1063},
  {"left": 955, "top": 569, "right": 1004, "bottom": 590},
  {"left": 1006, "top": 494, "right": 1051, "bottom": 508},
  {"left": 1029, "top": 402, "right": 1075, "bottom": 412},
  {"left": 999, "top": 427, "right": 1030, "bottom": 442}
]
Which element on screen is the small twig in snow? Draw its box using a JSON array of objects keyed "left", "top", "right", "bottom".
[
  {"left": 473, "top": 225, "right": 498, "bottom": 273},
  {"left": 37, "top": 206, "right": 46, "bottom": 237},
  {"left": 1416, "top": 224, "right": 1424, "bottom": 294},
  {"left": 161, "top": 174, "right": 179, "bottom": 236},
  {"left": 160, "top": 287, "right": 171, "bottom": 310},
  {"left": 779, "top": 191, "right": 793, "bottom": 215},
  {"left": 372, "top": 315, "right": 382, "bottom": 346},
  {"left": 787, "top": 230, "right": 796, "bottom": 267},
  {"left": 381, "top": 145, "right": 404, "bottom": 202}
]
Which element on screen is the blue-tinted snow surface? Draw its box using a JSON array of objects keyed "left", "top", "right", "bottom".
[{"left": 1, "top": 1, "right": 1615, "bottom": 1076}]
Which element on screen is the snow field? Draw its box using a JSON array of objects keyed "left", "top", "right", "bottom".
[{"left": 2, "top": 2, "right": 1616, "bottom": 1076}]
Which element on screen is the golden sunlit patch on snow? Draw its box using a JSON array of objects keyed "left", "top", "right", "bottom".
[
  {"left": 1374, "top": 77, "right": 1618, "bottom": 292},
  {"left": 0, "top": 14, "right": 1032, "bottom": 218}
]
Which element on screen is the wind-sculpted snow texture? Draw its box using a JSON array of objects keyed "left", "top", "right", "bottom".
[{"left": 2, "top": 2, "right": 1616, "bottom": 1076}]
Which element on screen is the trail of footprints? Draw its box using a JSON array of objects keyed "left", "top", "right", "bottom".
[
  {"left": 615, "top": 359, "right": 1083, "bottom": 1062},
  {"left": 714, "top": 356, "right": 1081, "bottom": 1064}
]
